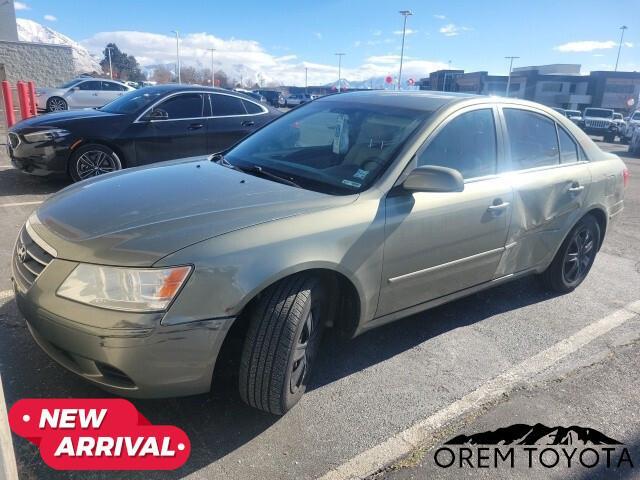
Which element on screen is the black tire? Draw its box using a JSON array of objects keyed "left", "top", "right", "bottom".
[
  {"left": 69, "top": 144, "right": 123, "bottom": 182},
  {"left": 540, "top": 214, "right": 600, "bottom": 293},
  {"left": 604, "top": 134, "right": 615, "bottom": 143},
  {"left": 239, "top": 273, "right": 328, "bottom": 415},
  {"left": 46, "top": 96, "right": 68, "bottom": 112}
]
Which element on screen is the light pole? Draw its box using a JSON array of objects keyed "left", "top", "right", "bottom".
[
  {"left": 171, "top": 30, "right": 181, "bottom": 83},
  {"left": 397, "top": 10, "right": 413, "bottom": 90},
  {"left": 615, "top": 25, "right": 628, "bottom": 72},
  {"left": 505, "top": 56, "right": 519, "bottom": 97},
  {"left": 208, "top": 48, "right": 216, "bottom": 86},
  {"left": 106, "top": 47, "right": 113, "bottom": 79},
  {"left": 305, "top": 67, "right": 308, "bottom": 94},
  {"left": 335, "top": 53, "right": 345, "bottom": 92}
]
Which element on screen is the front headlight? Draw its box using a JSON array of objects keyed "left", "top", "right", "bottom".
[
  {"left": 23, "top": 128, "right": 70, "bottom": 143},
  {"left": 57, "top": 264, "right": 192, "bottom": 312}
]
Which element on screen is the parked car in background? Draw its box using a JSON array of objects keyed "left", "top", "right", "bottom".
[
  {"left": 13, "top": 92, "right": 627, "bottom": 414},
  {"left": 36, "top": 78, "right": 135, "bottom": 112},
  {"left": 8, "top": 85, "right": 281, "bottom": 181},
  {"left": 564, "top": 109, "right": 582, "bottom": 123},
  {"left": 622, "top": 110, "right": 640, "bottom": 144},
  {"left": 285, "top": 93, "right": 312, "bottom": 107},
  {"left": 245, "top": 91, "right": 267, "bottom": 103},
  {"left": 613, "top": 112, "right": 626, "bottom": 136},
  {"left": 255, "top": 89, "right": 285, "bottom": 107},
  {"left": 629, "top": 123, "right": 640, "bottom": 156},
  {"left": 579, "top": 107, "right": 618, "bottom": 142}
]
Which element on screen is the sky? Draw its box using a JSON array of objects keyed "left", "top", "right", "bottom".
[{"left": 13, "top": 0, "right": 640, "bottom": 86}]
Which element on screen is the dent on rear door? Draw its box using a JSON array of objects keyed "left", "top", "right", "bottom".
[{"left": 496, "top": 163, "right": 592, "bottom": 277}]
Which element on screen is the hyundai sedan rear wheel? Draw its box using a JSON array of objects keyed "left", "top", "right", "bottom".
[
  {"left": 239, "top": 273, "right": 327, "bottom": 415},
  {"left": 69, "top": 144, "right": 122, "bottom": 182},
  {"left": 541, "top": 214, "right": 600, "bottom": 293},
  {"left": 46, "top": 97, "right": 68, "bottom": 112}
]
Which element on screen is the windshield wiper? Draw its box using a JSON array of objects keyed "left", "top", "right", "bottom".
[{"left": 210, "top": 153, "right": 301, "bottom": 188}]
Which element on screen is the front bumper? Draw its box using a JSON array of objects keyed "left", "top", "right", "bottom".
[
  {"left": 582, "top": 126, "right": 618, "bottom": 137},
  {"left": 12, "top": 256, "right": 235, "bottom": 398},
  {"left": 7, "top": 131, "right": 72, "bottom": 176}
]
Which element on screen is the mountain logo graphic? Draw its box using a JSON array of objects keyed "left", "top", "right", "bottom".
[{"left": 445, "top": 423, "right": 622, "bottom": 446}]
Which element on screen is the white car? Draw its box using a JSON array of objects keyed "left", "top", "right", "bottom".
[
  {"left": 623, "top": 110, "right": 640, "bottom": 143},
  {"left": 285, "top": 93, "right": 312, "bottom": 107},
  {"left": 36, "top": 78, "right": 135, "bottom": 112}
]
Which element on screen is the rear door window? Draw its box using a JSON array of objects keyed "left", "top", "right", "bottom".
[
  {"left": 504, "top": 108, "right": 559, "bottom": 170},
  {"left": 211, "top": 94, "right": 246, "bottom": 116},
  {"left": 558, "top": 127, "right": 579, "bottom": 164}
]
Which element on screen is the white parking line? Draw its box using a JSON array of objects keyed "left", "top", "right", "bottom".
[
  {"left": 319, "top": 300, "right": 640, "bottom": 480},
  {"left": 0, "top": 201, "right": 42, "bottom": 208},
  {"left": 0, "top": 375, "right": 19, "bottom": 480}
]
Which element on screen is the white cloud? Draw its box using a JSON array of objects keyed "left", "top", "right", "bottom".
[
  {"left": 313, "top": 32, "right": 322, "bottom": 40},
  {"left": 14, "top": 1, "right": 29, "bottom": 10},
  {"left": 43, "top": 14, "right": 57, "bottom": 21},
  {"left": 553, "top": 40, "right": 617, "bottom": 52},
  {"left": 433, "top": 14, "right": 446, "bottom": 20},
  {"left": 81, "top": 29, "right": 446, "bottom": 86},
  {"left": 393, "top": 28, "right": 418, "bottom": 36},
  {"left": 372, "top": 29, "right": 382, "bottom": 37},
  {"left": 624, "top": 42, "right": 634, "bottom": 48},
  {"left": 439, "top": 24, "right": 471, "bottom": 36}
]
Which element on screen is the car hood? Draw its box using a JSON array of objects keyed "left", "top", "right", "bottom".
[
  {"left": 12, "top": 108, "right": 121, "bottom": 129},
  {"left": 32, "top": 158, "right": 355, "bottom": 266}
]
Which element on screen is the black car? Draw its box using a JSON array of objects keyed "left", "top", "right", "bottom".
[
  {"left": 255, "top": 89, "right": 285, "bottom": 108},
  {"left": 7, "top": 85, "right": 281, "bottom": 181}
]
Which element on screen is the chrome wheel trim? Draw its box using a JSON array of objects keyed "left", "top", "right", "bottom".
[{"left": 76, "top": 150, "right": 120, "bottom": 179}]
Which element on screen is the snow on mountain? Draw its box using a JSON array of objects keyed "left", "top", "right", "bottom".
[{"left": 16, "top": 18, "right": 101, "bottom": 74}]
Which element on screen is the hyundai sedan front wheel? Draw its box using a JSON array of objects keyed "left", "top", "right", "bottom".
[{"left": 239, "top": 273, "right": 328, "bottom": 415}]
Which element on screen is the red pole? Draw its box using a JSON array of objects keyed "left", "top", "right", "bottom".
[
  {"left": 27, "top": 81, "right": 37, "bottom": 116},
  {"left": 17, "top": 81, "right": 30, "bottom": 120},
  {"left": 1, "top": 81, "right": 16, "bottom": 128}
]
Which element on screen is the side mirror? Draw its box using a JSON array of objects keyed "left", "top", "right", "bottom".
[
  {"left": 402, "top": 165, "right": 464, "bottom": 193},
  {"left": 148, "top": 109, "right": 169, "bottom": 121},
  {"left": 71, "top": 86, "right": 80, "bottom": 92}
]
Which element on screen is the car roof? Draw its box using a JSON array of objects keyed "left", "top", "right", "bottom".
[{"left": 316, "top": 90, "right": 479, "bottom": 111}]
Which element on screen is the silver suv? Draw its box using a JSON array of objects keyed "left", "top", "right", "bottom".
[{"left": 13, "top": 92, "right": 627, "bottom": 414}]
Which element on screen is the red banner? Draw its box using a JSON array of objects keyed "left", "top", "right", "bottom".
[{"left": 9, "top": 399, "right": 190, "bottom": 470}]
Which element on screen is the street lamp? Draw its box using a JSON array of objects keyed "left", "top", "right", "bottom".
[
  {"left": 208, "top": 48, "right": 216, "bottom": 86},
  {"left": 505, "top": 56, "right": 519, "bottom": 97},
  {"left": 105, "top": 46, "right": 113, "bottom": 80},
  {"left": 171, "top": 30, "right": 181, "bottom": 83},
  {"left": 397, "top": 10, "right": 413, "bottom": 90},
  {"left": 305, "top": 67, "right": 308, "bottom": 95},
  {"left": 615, "top": 25, "right": 628, "bottom": 72},
  {"left": 335, "top": 53, "right": 345, "bottom": 92}
]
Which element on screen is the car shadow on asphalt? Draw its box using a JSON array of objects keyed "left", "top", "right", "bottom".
[
  {"left": 0, "top": 168, "right": 70, "bottom": 198},
  {"left": 0, "top": 274, "right": 560, "bottom": 479}
]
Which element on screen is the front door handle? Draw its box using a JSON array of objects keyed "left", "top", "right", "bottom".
[
  {"left": 487, "top": 199, "right": 510, "bottom": 216},
  {"left": 188, "top": 123, "right": 204, "bottom": 130},
  {"left": 241, "top": 120, "right": 255, "bottom": 127}
]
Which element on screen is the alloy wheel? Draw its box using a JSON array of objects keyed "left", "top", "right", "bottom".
[
  {"left": 48, "top": 98, "right": 67, "bottom": 111},
  {"left": 76, "top": 150, "right": 119, "bottom": 179},
  {"left": 289, "top": 307, "right": 321, "bottom": 395},
  {"left": 562, "top": 227, "right": 595, "bottom": 284}
]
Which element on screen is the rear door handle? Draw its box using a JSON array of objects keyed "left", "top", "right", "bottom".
[
  {"left": 188, "top": 123, "right": 204, "bottom": 130},
  {"left": 241, "top": 120, "right": 255, "bottom": 127},
  {"left": 568, "top": 184, "right": 585, "bottom": 193}
]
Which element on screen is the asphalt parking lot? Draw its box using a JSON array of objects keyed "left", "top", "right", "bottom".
[{"left": 0, "top": 139, "right": 639, "bottom": 479}]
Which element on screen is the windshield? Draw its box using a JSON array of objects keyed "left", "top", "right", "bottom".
[
  {"left": 225, "top": 100, "right": 430, "bottom": 195},
  {"left": 60, "top": 78, "right": 84, "bottom": 89},
  {"left": 632, "top": 112, "right": 640, "bottom": 120},
  {"left": 584, "top": 108, "right": 613, "bottom": 119},
  {"left": 613, "top": 113, "right": 623, "bottom": 120},
  {"left": 566, "top": 110, "right": 581, "bottom": 117},
  {"left": 99, "top": 87, "right": 165, "bottom": 114}
]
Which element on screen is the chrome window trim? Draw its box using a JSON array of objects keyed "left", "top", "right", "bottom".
[{"left": 133, "top": 90, "right": 268, "bottom": 124}]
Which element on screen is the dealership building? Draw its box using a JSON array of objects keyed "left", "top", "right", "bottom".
[{"left": 420, "top": 64, "right": 640, "bottom": 112}]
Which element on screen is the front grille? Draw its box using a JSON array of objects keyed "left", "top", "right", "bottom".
[
  {"left": 12, "top": 226, "right": 54, "bottom": 291},
  {"left": 585, "top": 119, "right": 610, "bottom": 129},
  {"left": 7, "top": 132, "right": 20, "bottom": 149}
]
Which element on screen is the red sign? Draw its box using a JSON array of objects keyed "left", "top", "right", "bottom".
[
  {"left": 9, "top": 399, "right": 190, "bottom": 471},
  {"left": 385, "top": 75, "right": 393, "bottom": 84},
  {"left": 407, "top": 78, "right": 415, "bottom": 86}
]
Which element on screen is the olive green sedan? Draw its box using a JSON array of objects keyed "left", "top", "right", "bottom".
[{"left": 13, "top": 91, "right": 628, "bottom": 414}]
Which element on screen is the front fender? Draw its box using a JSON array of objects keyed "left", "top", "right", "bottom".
[{"left": 157, "top": 196, "right": 386, "bottom": 329}]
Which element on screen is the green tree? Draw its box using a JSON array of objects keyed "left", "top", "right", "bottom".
[{"left": 100, "top": 43, "right": 145, "bottom": 82}]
